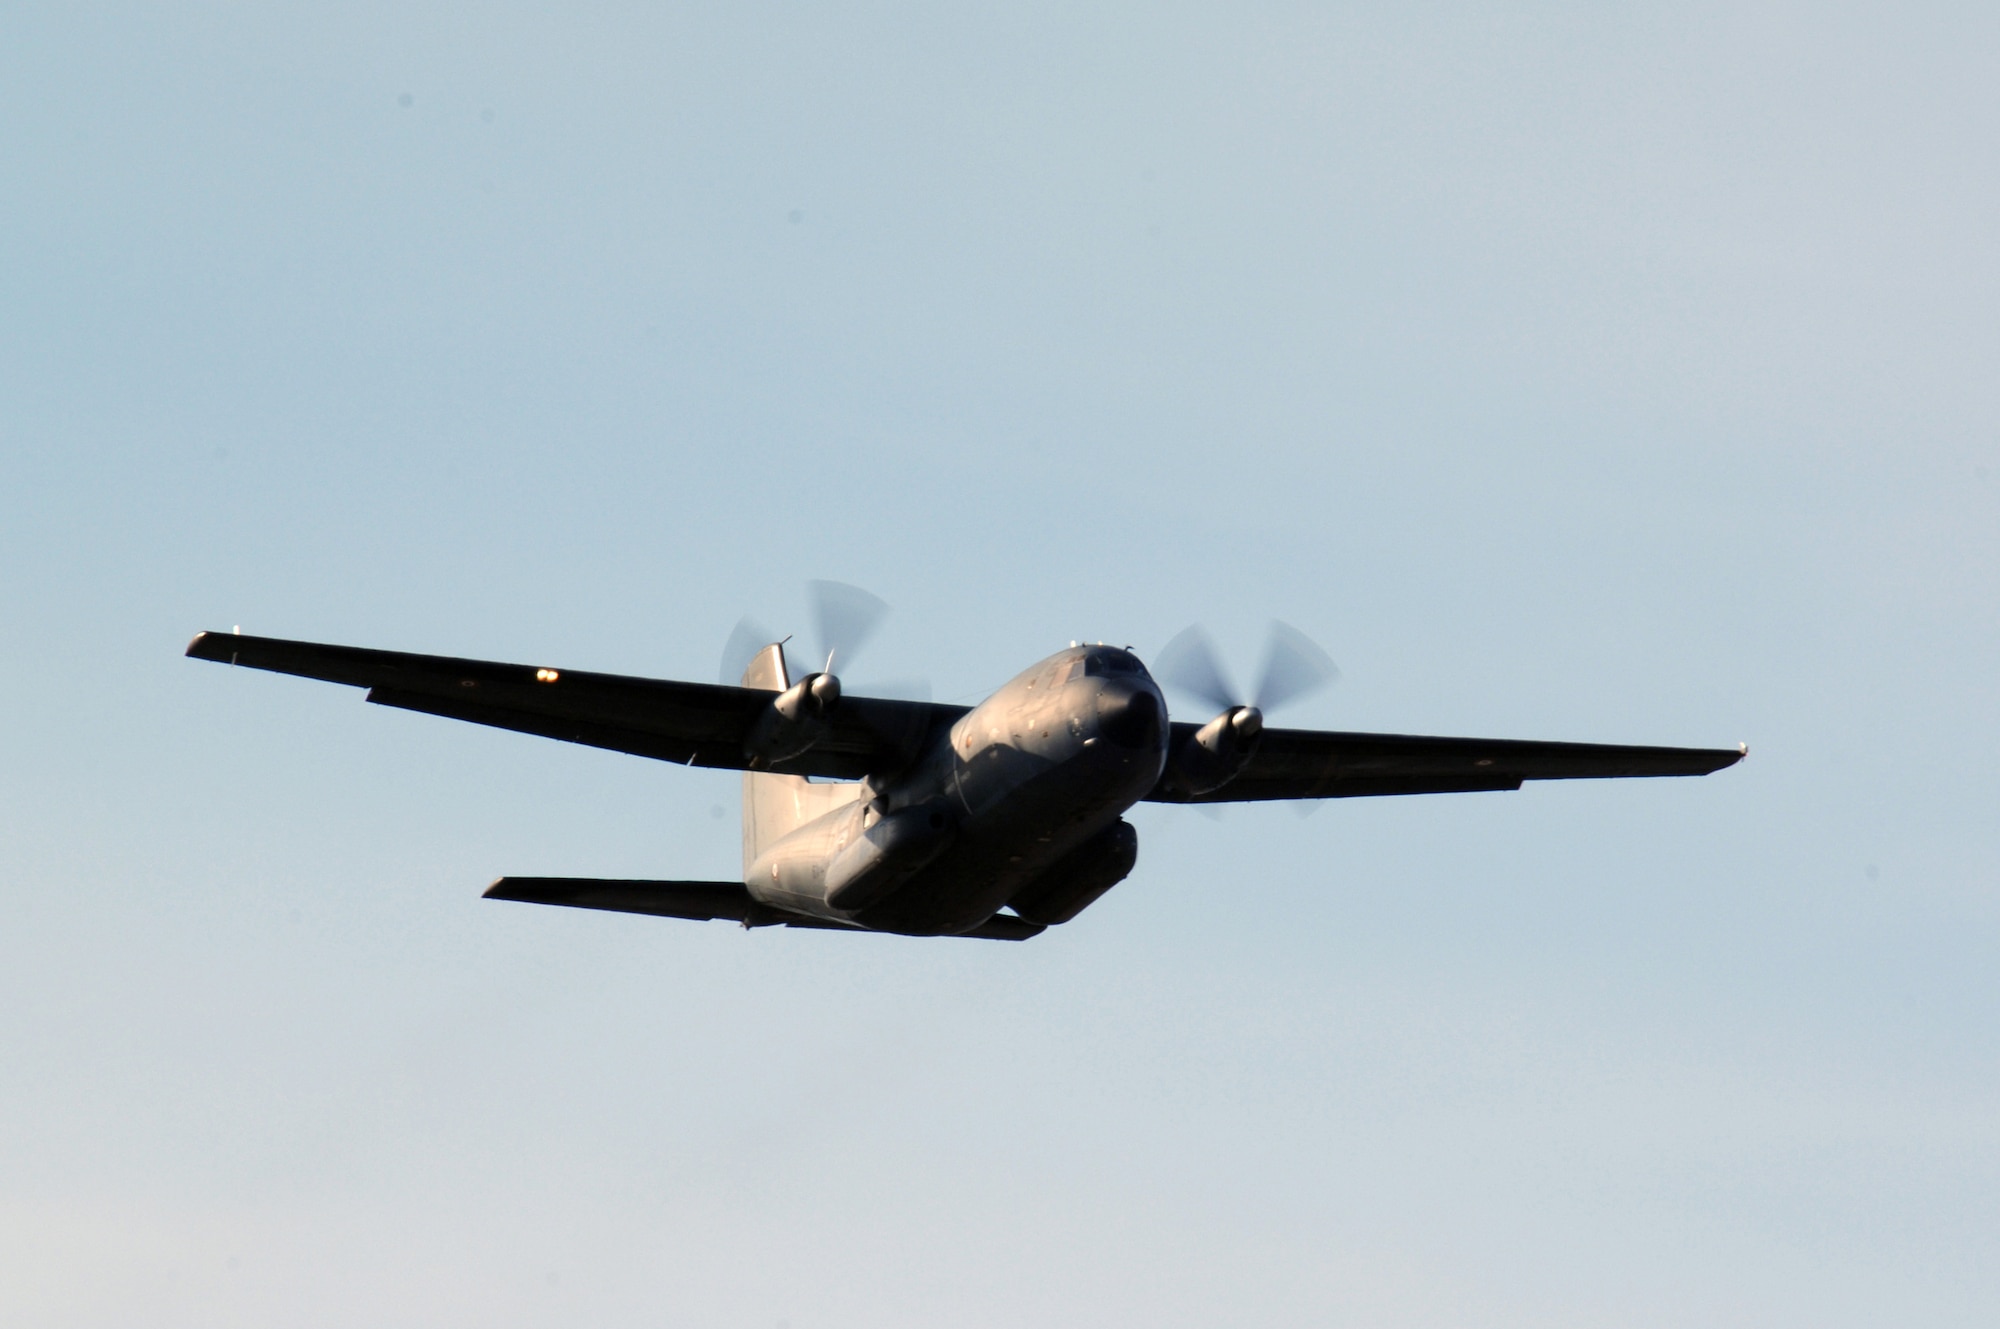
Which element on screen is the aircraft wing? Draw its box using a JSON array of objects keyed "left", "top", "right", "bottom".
[
  {"left": 1144, "top": 723, "right": 1744, "bottom": 804},
  {"left": 185, "top": 631, "right": 964, "bottom": 781}
]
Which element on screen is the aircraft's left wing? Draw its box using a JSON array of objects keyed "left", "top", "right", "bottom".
[
  {"left": 1144, "top": 723, "right": 1744, "bottom": 804},
  {"left": 185, "top": 631, "right": 964, "bottom": 781}
]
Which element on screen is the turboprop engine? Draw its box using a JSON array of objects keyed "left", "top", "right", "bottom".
[
  {"left": 1158, "top": 706, "right": 1262, "bottom": 797},
  {"left": 1152, "top": 620, "right": 1338, "bottom": 797},
  {"left": 744, "top": 671, "right": 841, "bottom": 766}
]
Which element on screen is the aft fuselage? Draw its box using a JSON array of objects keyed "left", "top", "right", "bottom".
[{"left": 745, "top": 645, "right": 1168, "bottom": 934}]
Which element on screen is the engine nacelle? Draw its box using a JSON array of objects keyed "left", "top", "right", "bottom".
[
  {"left": 1156, "top": 705, "right": 1262, "bottom": 798},
  {"left": 823, "top": 799, "right": 956, "bottom": 913},
  {"left": 744, "top": 672, "right": 842, "bottom": 766},
  {"left": 1010, "top": 819, "right": 1138, "bottom": 926}
]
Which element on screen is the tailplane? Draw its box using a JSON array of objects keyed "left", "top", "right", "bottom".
[{"left": 482, "top": 878, "right": 1042, "bottom": 938}]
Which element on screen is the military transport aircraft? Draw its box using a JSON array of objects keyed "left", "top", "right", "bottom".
[{"left": 186, "top": 588, "right": 1742, "bottom": 941}]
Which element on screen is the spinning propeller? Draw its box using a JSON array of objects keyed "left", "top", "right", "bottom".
[
  {"left": 1152, "top": 622, "right": 1338, "bottom": 804},
  {"left": 719, "top": 582, "right": 928, "bottom": 701},
  {"left": 1154, "top": 621, "right": 1339, "bottom": 725},
  {"left": 806, "top": 579, "right": 889, "bottom": 677},
  {"left": 1152, "top": 620, "right": 1336, "bottom": 808}
]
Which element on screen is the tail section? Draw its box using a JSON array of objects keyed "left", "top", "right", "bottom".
[
  {"left": 739, "top": 643, "right": 864, "bottom": 877},
  {"left": 737, "top": 640, "right": 790, "bottom": 694}
]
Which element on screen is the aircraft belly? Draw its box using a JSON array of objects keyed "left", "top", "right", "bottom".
[{"left": 853, "top": 739, "right": 1159, "bottom": 936}]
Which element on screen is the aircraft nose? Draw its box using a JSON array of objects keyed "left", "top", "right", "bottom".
[{"left": 1096, "top": 685, "right": 1162, "bottom": 749}]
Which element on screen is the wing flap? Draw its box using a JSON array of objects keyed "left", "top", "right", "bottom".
[{"left": 372, "top": 688, "right": 754, "bottom": 771}]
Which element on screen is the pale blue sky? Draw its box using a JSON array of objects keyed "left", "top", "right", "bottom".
[{"left": 4, "top": 3, "right": 1997, "bottom": 1325}]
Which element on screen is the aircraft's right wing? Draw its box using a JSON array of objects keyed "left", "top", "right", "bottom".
[
  {"left": 1144, "top": 725, "right": 1744, "bottom": 804},
  {"left": 186, "top": 631, "right": 966, "bottom": 781}
]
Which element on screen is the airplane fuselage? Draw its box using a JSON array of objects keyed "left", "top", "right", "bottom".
[{"left": 745, "top": 645, "right": 1168, "bottom": 935}]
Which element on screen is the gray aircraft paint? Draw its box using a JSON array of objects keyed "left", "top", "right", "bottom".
[{"left": 741, "top": 641, "right": 1165, "bottom": 935}]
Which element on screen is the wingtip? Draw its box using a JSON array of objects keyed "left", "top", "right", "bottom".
[
  {"left": 1708, "top": 741, "right": 1747, "bottom": 773},
  {"left": 187, "top": 626, "right": 253, "bottom": 660}
]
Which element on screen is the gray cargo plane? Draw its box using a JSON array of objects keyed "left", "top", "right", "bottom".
[{"left": 185, "top": 598, "right": 1741, "bottom": 941}]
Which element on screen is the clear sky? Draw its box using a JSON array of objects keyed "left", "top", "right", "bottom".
[{"left": 4, "top": 3, "right": 1996, "bottom": 1325}]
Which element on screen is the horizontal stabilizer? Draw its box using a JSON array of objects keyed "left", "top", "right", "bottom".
[
  {"left": 483, "top": 877, "right": 1043, "bottom": 940},
  {"left": 485, "top": 876, "right": 757, "bottom": 922}
]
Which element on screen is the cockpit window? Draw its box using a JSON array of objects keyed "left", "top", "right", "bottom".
[{"left": 1082, "top": 649, "right": 1143, "bottom": 678}]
